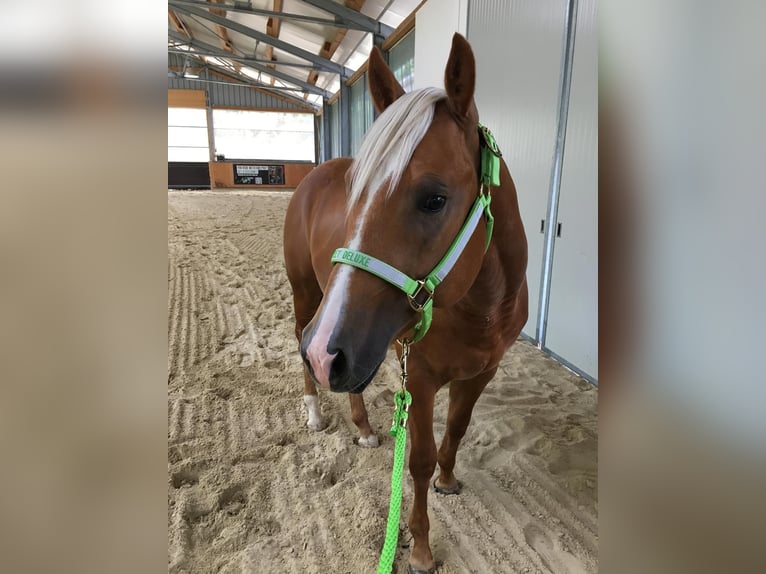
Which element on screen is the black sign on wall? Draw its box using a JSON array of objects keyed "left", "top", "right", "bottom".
[
  {"left": 168, "top": 162, "right": 211, "bottom": 189},
  {"left": 233, "top": 164, "right": 285, "bottom": 185}
]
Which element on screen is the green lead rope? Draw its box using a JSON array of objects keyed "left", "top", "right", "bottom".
[
  {"left": 376, "top": 388, "right": 412, "bottom": 574},
  {"left": 332, "top": 124, "right": 503, "bottom": 572}
]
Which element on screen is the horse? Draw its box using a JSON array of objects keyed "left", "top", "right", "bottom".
[{"left": 283, "top": 33, "right": 528, "bottom": 573}]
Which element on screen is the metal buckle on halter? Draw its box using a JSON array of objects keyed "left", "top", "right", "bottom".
[
  {"left": 408, "top": 280, "right": 433, "bottom": 312},
  {"left": 479, "top": 125, "right": 502, "bottom": 157}
]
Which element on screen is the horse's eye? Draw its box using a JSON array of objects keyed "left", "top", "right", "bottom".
[{"left": 419, "top": 194, "right": 447, "bottom": 213}]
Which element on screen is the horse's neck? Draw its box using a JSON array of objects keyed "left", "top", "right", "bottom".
[
  {"left": 461, "top": 165, "right": 527, "bottom": 312},
  {"left": 487, "top": 161, "right": 527, "bottom": 290}
]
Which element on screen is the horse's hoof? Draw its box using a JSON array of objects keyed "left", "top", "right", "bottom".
[
  {"left": 433, "top": 479, "right": 463, "bottom": 495},
  {"left": 407, "top": 565, "right": 435, "bottom": 574},
  {"left": 357, "top": 433, "right": 379, "bottom": 448},
  {"left": 306, "top": 418, "right": 327, "bottom": 432}
]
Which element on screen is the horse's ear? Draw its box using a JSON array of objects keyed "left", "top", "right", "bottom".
[
  {"left": 444, "top": 33, "right": 476, "bottom": 117},
  {"left": 367, "top": 46, "right": 405, "bottom": 113}
]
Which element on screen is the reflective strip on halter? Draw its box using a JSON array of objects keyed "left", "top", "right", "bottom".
[
  {"left": 331, "top": 248, "right": 418, "bottom": 295},
  {"left": 431, "top": 195, "right": 489, "bottom": 283}
]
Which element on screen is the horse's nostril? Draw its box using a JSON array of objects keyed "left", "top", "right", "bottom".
[{"left": 329, "top": 347, "right": 348, "bottom": 381}]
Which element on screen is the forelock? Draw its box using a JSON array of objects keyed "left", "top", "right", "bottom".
[{"left": 347, "top": 87, "right": 447, "bottom": 209}]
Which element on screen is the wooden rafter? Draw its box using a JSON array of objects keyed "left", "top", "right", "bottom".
[
  {"left": 265, "top": 1, "right": 283, "bottom": 86},
  {"left": 209, "top": 0, "right": 235, "bottom": 54},
  {"left": 266, "top": 0, "right": 283, "bottom": 37},
  {"left": 169, "top": 8, "right": 196, "bottom": 75},
  {"left": 168, "top": 9, "right": 193, "bottom": 39},
  {"left": 265, "top": 46, "right": 277, "bottom": 86},
  {"left": 305, "top": 0, "right": 365, "bottom": 99},
  {"left": 205, "top": 0, "right": 250, "bottom": 83}
]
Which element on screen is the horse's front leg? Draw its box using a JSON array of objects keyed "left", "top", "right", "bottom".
[
  {"left": 435, "top": 367, "right": 496, "bottom": 493},
  {"left": 292, "top": 287, "right": 326, "bottom": 432},
  {"left": 349, "top": 393, "right": 378, "bottom": 447},
  {"left": 406, "top": 379, "right": 437, "bottom": 573},
  {"left": 302, "top": 368, "right": 326, "bottom": 431}
]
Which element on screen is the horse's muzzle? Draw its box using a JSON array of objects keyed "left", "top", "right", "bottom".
[{"left": 301, "top": 327, "right": 385, "bottom": 393}]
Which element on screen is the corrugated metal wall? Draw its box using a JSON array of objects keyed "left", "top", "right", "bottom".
[
  {"left": 389, "top": 31, "right": 415, "bottom": 92},
  {"left": 349, "top": 74, "right": 374, "bottom": 156},
  {"left": 168, "top": 53, "right": 309, "bottom": 111},
  {"left": 329, "top": 100, "right": 341, "bottom": 159},
  {"left": 326, "top": 34, "right": 413, "bottom": 160},
  {"left": 207, "top": 80, "right": 302, "bottom": 109},
  {"left": 168, "top": 74, "right": 308, "bottom": 110},
  {"left": 468, "top": 0, "right": 569, "bottom": 341}
]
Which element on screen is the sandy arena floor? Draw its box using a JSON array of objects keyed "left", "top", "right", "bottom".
[{"left": 168, "top": 189, "right": 598, "bottom": 573}]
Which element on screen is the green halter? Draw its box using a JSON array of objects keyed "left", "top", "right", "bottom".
[{"left": 331, "top": 124, "right": 502, "bottom": 344}]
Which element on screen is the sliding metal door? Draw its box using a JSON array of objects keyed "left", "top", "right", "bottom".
[
  {"left": 467, "top": 0, "right": 570, "bottom": 340},
  {"left": 543, "top": 0, "right": 598, "bottom": 381}
]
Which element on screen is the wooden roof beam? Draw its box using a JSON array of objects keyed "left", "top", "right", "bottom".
[
  {"left": 265, "top": 46, "right": 276, "bottom": 86},
  {"left": 209, "top": 1, "right": 235, "bottom": 54},
  {"left": 168, "top": 9, "right": 193, "bottom": 39},
  {"left": 170, "top": 1, "right": 353, "bottom": 76},
  {"left": 304, "top": 1, "right": 365, "bottom": 99},
  {"left": 266, "top": 0, "right": 283, "bottom": 38},
  {"left": 266, "top": 1, "right": 283, "bottom": 86}
]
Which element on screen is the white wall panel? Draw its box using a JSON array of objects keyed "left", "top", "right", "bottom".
[
  {"left": 414, "top": 0, "right": 468, "bottom": 90},
  {"left": 467, "top": 0, "right": 569, "bottom": 339},
  {"left": 545, "top": 0, "right": 598, "bottom": 380}
]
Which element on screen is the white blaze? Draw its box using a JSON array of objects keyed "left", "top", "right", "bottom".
[{"left": 305, "top": 264, "right": 351, "bottom": 387}]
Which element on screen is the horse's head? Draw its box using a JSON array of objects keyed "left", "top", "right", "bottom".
[{"left": 301, "top": 34, "right": 487, "bottom": 393}]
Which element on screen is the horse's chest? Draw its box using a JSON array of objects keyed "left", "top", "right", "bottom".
[{"left": 423, "top": 312, "right": 513, "bottom": 382}]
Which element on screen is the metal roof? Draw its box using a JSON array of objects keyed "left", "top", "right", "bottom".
[{"left": 168, "top": 0, "right": 421, "bottom": 111}]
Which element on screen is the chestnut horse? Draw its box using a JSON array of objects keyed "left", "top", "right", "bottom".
[{"left": 283, "top": 34, "right": 527, "bottom": 573}]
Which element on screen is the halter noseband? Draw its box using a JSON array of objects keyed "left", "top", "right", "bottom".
[{"left": 331, "top": 124, "right": 502, "bottom": 344}]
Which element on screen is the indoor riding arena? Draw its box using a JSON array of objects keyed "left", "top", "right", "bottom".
[{"left": 168, "top": 1, "right": 597, "bottom": 573}]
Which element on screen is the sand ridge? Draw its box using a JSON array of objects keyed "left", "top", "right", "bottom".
[{"left": 168, "top": 189, "right": 598, "bottom": 573}]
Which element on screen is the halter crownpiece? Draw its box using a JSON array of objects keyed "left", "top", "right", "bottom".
[{"left": 331, "top": 123, "right": 502, "bottom": 343}]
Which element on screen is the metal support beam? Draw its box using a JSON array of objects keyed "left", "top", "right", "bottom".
[
  {"left": 301, "top": 0, "right": 393, "bottom": 37},
  {"left": 169, "top": 31, "right": 330, "bottom": 97},
  {"left": 169, "top": 0, "right": 373, "bottom": 31},
  {"left": 206, "top": 94, "right": 216, "bottom": 162},
  {"left": 169, "top": 1, "right": 353, "bottom": 77},
  {"left": 168, "top": 48, "right": 317, "bottom": 69},
  {"left": 537, "top": 0, "right": 578, "bottom": 346},
  {"left": 314, "top": 114, "right": 321, "bottom": 165},
  {"left": 322, "top": 98, "right": 332, "bottom": 162},
  {"left": 373, "top": 31, "right": 386, "bottom": 55},
  {"left": 339, "top": 82, "right": 351, "bottom": 157}
]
